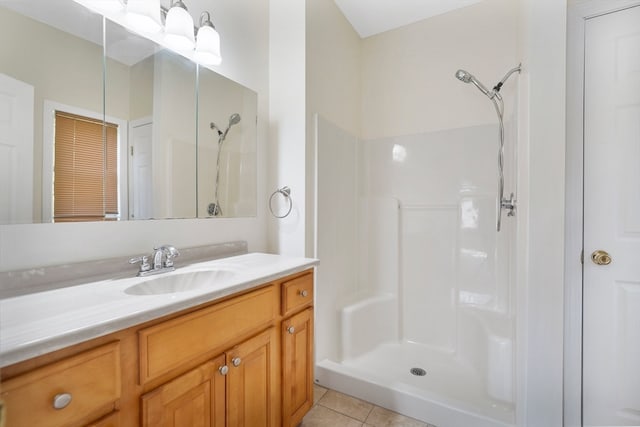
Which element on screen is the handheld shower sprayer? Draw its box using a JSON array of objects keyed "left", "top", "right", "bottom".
[
  {"left": 455, "top": 64, "right": 521, "bottom": 232},
  {"left": 455, "top": 65, "right": 522, "bottom": 100},
  {"left": 455, "top": 69, "right": 493, "bottom": 98},
  {"left": 208, "top": 113, "right": 242, "bottom": 217},
  {"left": 210, "top": 113, "right": 241, "bottom": 142}
]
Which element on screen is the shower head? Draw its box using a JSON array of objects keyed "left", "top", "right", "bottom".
[
  {"left": 228, "top": 113, "right": 241, "bottom": 127},
  {"left": 455, "top": 69, "right": 492, "bottom": 98},
  {"left": 220, "top": 113, "right": 241, "bottom": 141},
  {"left": 455, "top": 69, "right": 472, "bottom": 83}
]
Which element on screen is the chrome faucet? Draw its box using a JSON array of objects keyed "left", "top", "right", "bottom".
[{"left": 129, "top": 245, "right": 180, "bottom": 277}]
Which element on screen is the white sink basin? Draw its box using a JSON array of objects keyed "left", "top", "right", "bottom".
[{"left": 124, "top": 270, "right": 235, "bottom": 296}]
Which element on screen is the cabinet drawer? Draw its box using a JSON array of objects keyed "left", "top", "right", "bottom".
[
  {"left": 282, "top": 272, "right": 313, "bottom": 316},
  {"left": 139, "top": 285, "right": 277, "bottom": 383},
  {"left": 0, "top": 342, "right": 120, "bottom": 427},
  {"left": 87, "top": 411, "right": 120, "bottom": 427}
]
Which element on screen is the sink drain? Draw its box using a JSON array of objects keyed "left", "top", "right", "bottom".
[{"left": 410, "top": 367, "right": 426, "bottom": 376}]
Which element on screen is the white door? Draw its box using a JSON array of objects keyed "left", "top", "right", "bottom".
[
  {"left": 129, "top": 119, "right": 153, "bottom": 220},
  {"left": 0, "top": 73, "right": 33, "bottom": 224},
  {"left": 583, "top": 5, "right": 640, "bottom": 426}
]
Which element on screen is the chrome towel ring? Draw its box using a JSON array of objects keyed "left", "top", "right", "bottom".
[{"left": 269, "top": 186, "right": 292, "bottom": 218}]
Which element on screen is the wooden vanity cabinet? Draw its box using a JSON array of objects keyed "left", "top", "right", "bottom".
[
  {"left": 0, "top": 268, "right": 314, "bottom": 427},
  {"left": 280, "top": 272, "right": 314, "bottom": 427},
  {"left": 140, "top": 327, "right": 279, "bottom": 427},
  {"left": 0, "top": 342, "right": 121, "bottom": 427}
]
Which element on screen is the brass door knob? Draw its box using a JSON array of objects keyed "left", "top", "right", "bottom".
[{"left": 591, "top": 250, "right": 612, "bottom": 265}]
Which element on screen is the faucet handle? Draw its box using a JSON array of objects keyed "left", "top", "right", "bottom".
[
  {"left": 154, "top": 245, "right": 180, "bottom": 268},
  {"left": 129, "top": 255, "right": 151, "bottom": 273}
]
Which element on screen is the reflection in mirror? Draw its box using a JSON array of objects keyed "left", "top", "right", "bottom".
[
  {"left": 104, "top": 19, "right": 197, "bottom": 220},
  {"left": 0, "top": 1, "right": 104, "bottom": 224},
  {"left": 197, "top": 66, "right": 257, "bottom": 218},
  {"left": 0, "top": 0, "right": 258, "bottom": 224}
]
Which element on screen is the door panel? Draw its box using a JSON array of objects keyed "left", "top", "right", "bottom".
[
  {"left": 0, "top": 73, "right": 33, "bottom": 224},
  {"left": 282, "top": 308, "right": 314, "bottom": 427},
  {"left": 583, "top": 5, "right": 640, "bottom": 426},
  {"left": 141, "top": 355, "right": 226, "bottom": 427},
  {"left": 226, "top": 328, "right": 277, "bottom": 427},
  {"left": 129, "top": 119, "right": 153, "bottom": 220}
]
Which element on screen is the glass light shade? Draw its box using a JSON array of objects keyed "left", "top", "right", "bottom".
[
  {"left": 195, "top": 25, "right": 222, "bottom": 65},
  {"left": 126, "top": 0, "right": 162, "bottom": 33},
  {"left": 164, "top": 6, "right": 195, "bottom": 51}
]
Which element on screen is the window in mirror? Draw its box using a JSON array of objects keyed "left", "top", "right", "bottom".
[{"left": 53, "top": 112, "right": 119, "bottom": 222}]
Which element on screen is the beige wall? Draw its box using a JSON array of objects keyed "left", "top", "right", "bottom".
[
  {"left": 306, "top": 0, "right": 362, "bottom": 138},
  {"left": 305, "top": 0, "right": 362, "bottom": 257},
  {"left": 129, "top": 55, "right": 154, "bottom": 121},
  {"left": 361, "top": 0, "right": 518, "bottom": 139},
  {"left": 268, "top": 0, "right": 307, "bottom": 257}
]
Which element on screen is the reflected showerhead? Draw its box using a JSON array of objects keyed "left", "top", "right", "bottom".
[
  {"left": 228, "top": 113, "right": 241, "bottom": 127},
  {"left": 223, "top": 113, "right": 241, "bottom": 138},
  {"left": 455, "top": 69, "right": 492, "bottom": 98}
]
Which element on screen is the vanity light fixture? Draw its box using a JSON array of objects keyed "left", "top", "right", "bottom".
[
  {"left": 195, "top": 12, "right": 222, "bottom": 65},
  {"left": 164, "top": 0, "right": 195, "bottom": 51},
  {"left": 126, "top": 0, "right": 162, "bottom": 33}
]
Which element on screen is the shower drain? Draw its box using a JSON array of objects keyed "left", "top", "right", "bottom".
[{"left": 410, "top": 367, "right": 426, "bottom": 376}]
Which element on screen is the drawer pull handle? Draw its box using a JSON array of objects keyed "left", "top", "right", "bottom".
[
  {"left": 287, "top": 326, "right": 295, "bottom": 334},
  {"left": 219, "top": 365, "right": 229, "bottom": 376},
  {"left": 52, "top": 393, "right": 72, "bottom": 410},
  {"left": 232, "top": 357, "right": 242, "bottom": 367},
  {"left": 299, "top": 290, "right": 309, "bottom": 297}
]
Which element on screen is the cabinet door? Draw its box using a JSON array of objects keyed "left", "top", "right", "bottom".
[
  {"left": 282, "top": 308, "right": 314, "bottom": 427},
  {"left": 226, "top": 328, "right": 278, "bottom": 427},
  {"left": 141, "top": 355, "right": 226, "bottom": 427}
]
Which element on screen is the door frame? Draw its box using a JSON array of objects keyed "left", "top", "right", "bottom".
[
  {"left": 42, "top": 100, "right": 128, "bottom": 222},
  {"left": 564, "top": 1, "right": 640, "bottom": 426}
]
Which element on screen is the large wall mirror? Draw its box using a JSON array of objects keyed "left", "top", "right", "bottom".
[{"left": 0, "top": 0, "right": 257, "bottom": 224}]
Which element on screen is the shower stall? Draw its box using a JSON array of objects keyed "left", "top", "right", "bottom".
[{"left": 314, "top": 68, "right": 519, "bottom": 426}]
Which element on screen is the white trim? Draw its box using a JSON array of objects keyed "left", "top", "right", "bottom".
[
  {"left": 564, "top": 2, "right": 640, "bottom": 426},
  {"left": 42, "top": 100, "right": 128, "bottom": 222}
]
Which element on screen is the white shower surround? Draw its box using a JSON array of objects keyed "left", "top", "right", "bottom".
[{"left": 314, "top": 116, "right": 517, "bottom": 427}]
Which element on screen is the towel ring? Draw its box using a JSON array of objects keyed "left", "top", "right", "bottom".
[{"left": 269, "top": 186, "right": 292, "bottom": 218}]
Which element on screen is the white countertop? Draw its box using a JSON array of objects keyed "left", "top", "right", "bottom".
[{"left": 0, "top": 253, "right": 318, "bottom": 367}]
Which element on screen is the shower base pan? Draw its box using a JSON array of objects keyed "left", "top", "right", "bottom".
[{"left": 316, "top": 342, "right": 515, "bottom": 427}]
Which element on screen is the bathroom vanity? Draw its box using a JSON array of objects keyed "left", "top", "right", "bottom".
[{"left": 0, "top": 253, "right": 316, "bottom": 427}]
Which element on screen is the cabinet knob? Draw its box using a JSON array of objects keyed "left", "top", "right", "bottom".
[
  {"left": 232, "top": 357, "right": 242, "bottom": 367},
  {"left": 52, "top": 393, "right": 72, "bottom": 410},
  {"left": 299, "top": 289, "right": 308, "bottom": 297},
  {"left": 219, "top": 365, "right": 229, "bottom": 376},
  {"left": 287, "top": 326, "right": 295, "bottom": 334}
]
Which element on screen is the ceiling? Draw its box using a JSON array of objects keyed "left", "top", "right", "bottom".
[{"left": 333, "top": 0, "right": 484, "bottom": 38}]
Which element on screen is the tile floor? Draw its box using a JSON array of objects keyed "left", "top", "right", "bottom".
[{"left": 300, "top": 384, "right": 437, "bottom": 427}]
